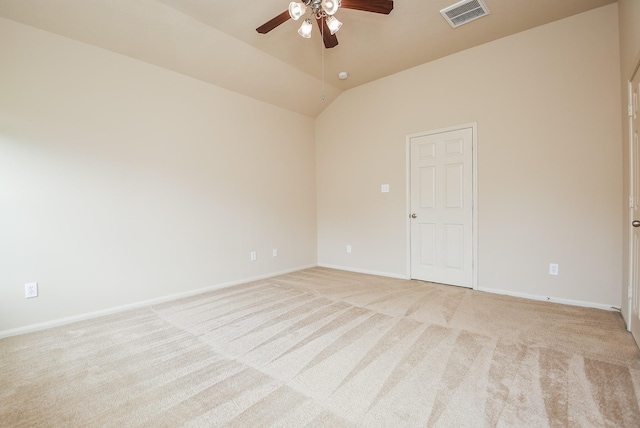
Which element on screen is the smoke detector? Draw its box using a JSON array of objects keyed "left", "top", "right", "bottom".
[{"left": 440, "top": 0, "right": 490, "bottom": 28}]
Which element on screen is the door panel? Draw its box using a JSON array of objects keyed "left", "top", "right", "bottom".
[
  {"left": 445, "top": 164, "right": 463, "bottom": 208},
  {"left": 419, "top": 224, "right": 436, "bottom": 265},
  {"left": 444, "top": 224, "right": 464, "bottom": 269},
  {"left": 420, "top": 167, "right": 436, "bottom": 208},
  {"left": 410, "top": 128, "right": 473, "bottom": 287}
]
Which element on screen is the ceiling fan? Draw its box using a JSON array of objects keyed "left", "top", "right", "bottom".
[{"left": 256, "top": 0, "right": 394, "bottom": 49}]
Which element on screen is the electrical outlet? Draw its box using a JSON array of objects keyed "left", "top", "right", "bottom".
[
  {"left": 381, "top": 184, "right": 390, "bottom": 193},
  {"left": 346, "top": 245, "right": 352, "bottom": 254},
  {"left": 272, "top": 249, "right": 278, "bottom": 257},
  {"left": 250, "top": 251, "right": 257, "bottom": 261},
  {"left": 25, "top": 282, "right": 38, "bottom": 298},
  {"left": 549, "top": 263, "right": 559, "bottom": 276}
]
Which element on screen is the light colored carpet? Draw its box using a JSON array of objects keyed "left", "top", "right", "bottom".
[{"left": 1, "top": 267, "right": 640, "bottom": 427}]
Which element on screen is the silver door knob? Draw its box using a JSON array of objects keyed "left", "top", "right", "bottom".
[
  {"left": 633, "top": 220, "right": 640, "bottom": 227},
  {"left": 411, "top": 213, "right": 417, "bottom": 218}
]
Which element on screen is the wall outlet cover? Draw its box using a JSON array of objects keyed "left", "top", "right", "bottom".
[{"left": 25, "top": 282, "right": 38, "bottom": 298}]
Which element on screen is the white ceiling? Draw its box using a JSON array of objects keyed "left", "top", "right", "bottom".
[{"left": 0, "top": 0, "right": 615, "bottom": 117}]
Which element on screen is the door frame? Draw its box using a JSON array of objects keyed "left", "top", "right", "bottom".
[
  {"left": 627, "top": 77, "right": 633, "bottom": 331},
  {"left": 405, "top": 122, "right": 478, "bottom": 290},
  {"left": 627, "top": 53, "right": 640, "bottom": 332}
]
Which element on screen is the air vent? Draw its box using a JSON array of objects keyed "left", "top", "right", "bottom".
[{"left": 440, "top": 0, "right": 490, "bottom": 28}]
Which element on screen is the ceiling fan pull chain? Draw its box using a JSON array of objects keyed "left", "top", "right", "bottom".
[{"left": 321, "top": 16, "right": 325, "bottom": 101}]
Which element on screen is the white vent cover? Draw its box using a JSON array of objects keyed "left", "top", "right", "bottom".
[{"left": 440, "top": 0, "right": 490, "bottom": 28}]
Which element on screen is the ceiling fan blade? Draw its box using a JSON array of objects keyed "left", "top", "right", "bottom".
[
  {"left": 315, "top": 16, "right": 339, "bottom": 49},
  {"left": 340, "top": 0, "right": 393, "bottom": 14},
  {"left": 256, "top": 10, "right": 291, "bottom": 34}
]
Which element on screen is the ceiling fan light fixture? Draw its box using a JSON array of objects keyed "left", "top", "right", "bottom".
[
  {"left": 321, "top": 0, "right": 339, "bottom": 15},
  {"left": 326, "top": 15, "right": 342, "bottom": 34},
  {"left": 288, "top": 1, "right": 307, "bottom": 20},
  {"left": 298, "top": 18, "right": 313, "bottom": 38},
  {"left": 257, "top": 0, "right": 394, "bottom": 48}
]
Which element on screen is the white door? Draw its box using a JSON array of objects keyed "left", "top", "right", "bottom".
[
  {"left": 630, "top": 68, "right": 640, "bottom": 344},
  {"left": 409, "top": 127, "right": 473, "bottom": 287}
]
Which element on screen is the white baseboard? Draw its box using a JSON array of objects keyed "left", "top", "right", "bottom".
[
  {"left": 316, "top": 267, "right": 617, "bottom": 311},
  {"left": 317, "top": 263, "right": 409, "bottom": 280},
  {"left": 4, "top": 266, "right": 617, "bottom": 339},
  {"left": 0, "top": 264, "right": 317, "bottom": 339},
  {"left": 477, "top": 286, "right": 620, "bottom": 312}
]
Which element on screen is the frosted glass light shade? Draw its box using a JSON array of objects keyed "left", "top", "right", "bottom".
[
  {"left": 288, "top": 2, "right": 307, "bottom": 20},
  {"left": 298, "top": 18, "right": 313, "bottom": 38},
  {"left": 321, "top": 0, "right": 339, "bottom": 15},
  {"left": 326, "top": 15, "right": 342, "bottom": 34}
]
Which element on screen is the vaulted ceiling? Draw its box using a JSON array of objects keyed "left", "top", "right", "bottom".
[{"left": 0, "top": 0, "right": 616, "bottom": 117}]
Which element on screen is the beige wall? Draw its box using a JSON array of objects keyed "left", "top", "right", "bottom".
[
  {"left": 0, "top": 4, "right": 625, "bottom": 334},
  {"left": 317, "top": 4, "right": 622, "bottom": 307},
  {"left": 0, "top": 18, "right": 317, "bottom": 333},
  {"left": 618, "top": 1, "right": 640, "bottom": 322}
]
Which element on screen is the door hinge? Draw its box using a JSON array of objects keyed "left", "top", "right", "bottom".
[
  {"left": 629, "top": 104, "right": 634, "bottom": 117},
  {"left": 631, "top": 196, "right": 634, "bottom": 209},
  {"left": 629, "top": 286, "right": 633, "bottom": 300}
]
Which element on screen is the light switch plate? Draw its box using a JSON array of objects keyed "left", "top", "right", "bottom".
[{"left": 381, "top": 184, "right": 390, "bottom": 193}]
